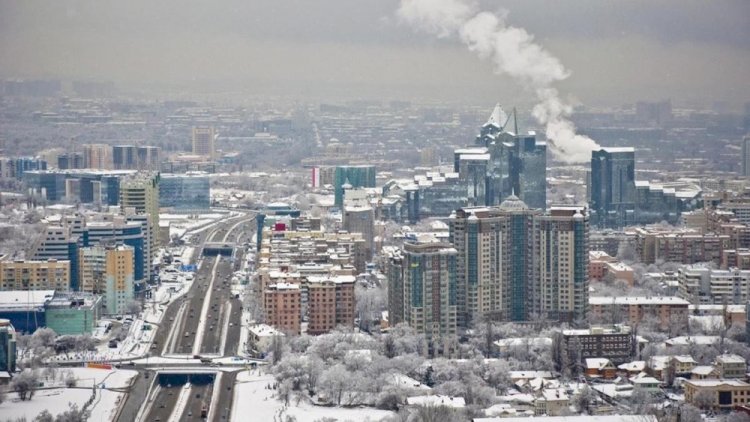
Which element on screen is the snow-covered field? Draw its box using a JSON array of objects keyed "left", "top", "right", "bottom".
[
  {"left": 0, "top": 367, "right": 137, "bottom": 421},
  {"left": 232, "top": 370, "right": 395, "bottom": 422}
]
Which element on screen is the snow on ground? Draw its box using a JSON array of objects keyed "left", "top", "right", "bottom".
[
  {"left": 232, "top": 370, "right": 395, "bottom": 422},
  {"left": 0, "top": 388, "right": 93, "bottom": 420},
  {"left": 161, "top": 212, "right": 231, "bottom": 239},
  {"left": 68, "top": 367, "right": 137, "bottom": 389},
  {"left": 0, "top": 368, "right": 137, "bottom": 421}
]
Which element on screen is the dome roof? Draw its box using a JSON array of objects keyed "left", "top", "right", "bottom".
[{"left": 498, "top": 193, "right": 529, "bottom": 211}]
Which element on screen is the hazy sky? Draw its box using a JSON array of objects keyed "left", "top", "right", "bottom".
[{"left": 1, "top": 0, "right": 748, "bottom": 105}]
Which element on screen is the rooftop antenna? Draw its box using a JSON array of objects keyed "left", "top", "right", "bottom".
[{"left": 513, "top": 107, "right": 518, "bottom": 135}]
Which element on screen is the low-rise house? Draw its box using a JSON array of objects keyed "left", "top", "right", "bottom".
[
  {"left": 509, "top": 371, "right": 556, "bottom": 382},
  {"left": 561, "top": 325, "right": 635, "bottom": 366},
  {"left": 534, "top": 388, "right": 569, "bottom": 416},
  {"left": 632, "top": 375, "right": 661, "bottom": 392},
  {"left": 247, "top": 324, "right": 284, "bottom": 355},
  {"left": 715, "top": 354, "right": 747, "bottom": 379},
  {"left": 406, "top": 395, "right": 465, "bottom": 408},
  {"left": 585, "top": 358, "right": 617, "bottom": 379},
  {"left": 618, "top": 361, "right": 646, "bottom": 376},
  {"left": 665, "top": 335, "right": 720, "bottom": 347},
  {"left": 647, "top": 356, "right": 672, "bottom": 380},
  {"left": 673, "top": 355, "right": 698, "bottom": 376},
  {"left": 691, "top": 365, "right": 718, "bottom": 380},
  {"left": 683, "top": 379, "right": 750, "bottom": 410}
]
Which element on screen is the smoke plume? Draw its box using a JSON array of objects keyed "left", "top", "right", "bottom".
[{"left": 397, "top": 0, "right": 600, "bottom": 163}]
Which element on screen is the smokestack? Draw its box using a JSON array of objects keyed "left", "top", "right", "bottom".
[{"left": 398, "top": 0, "right": 601, "bottom": 163}]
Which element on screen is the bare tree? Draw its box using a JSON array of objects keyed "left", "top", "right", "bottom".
[
  {"left": 12, "top": 369, "right": 40, "bottom": 401},
  {"left": 693, "top": 389, "right": 715, "bottom": 409},
  {"left": 679, "top": 404, "right": 702, "bottom": 422}
]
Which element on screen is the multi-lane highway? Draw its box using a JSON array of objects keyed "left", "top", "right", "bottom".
[{"left": 129, "top": 213, "right": 255, "bottom": 422}]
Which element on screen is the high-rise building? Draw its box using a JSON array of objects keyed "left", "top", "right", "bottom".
[
  {"left": 0, "top": 259, "right": 71, "bottom": 291},
  {"left": 79, "top": 245, "right": 106, "bottom": 295},
  {"left": 263, "top": 283, "right": 301, "bottom": 335},
  {"left": 395, "top": 236, "right": 458, "bottom": 347},
  {"left": 342, "top": 203, "right": 375, "bottom": 260},
  {"left": 82, "top": 144, "right": 113, "bottom": 169},
  {"left": 112, "top": 145, "right": 137, "bottom": 170},
  {"left": 0, "top": 318, "right": 17, "bottom": 374},
  {"left": 460, "top": 104, "right": 547, "bottom": 210},
  {"left": 119, "top": 172, "right": 160, "bottom": 236},
  {"left": 333, "top": 165, "right": 376, "bottom": 207},
  {"left": 450, "top": 197, "right": 540, "bottom": 325},
  {"left": 306, "top": 276, "right": 355, "bottom": 335},
  {"left": 449, "top": 198, "right": 589, "bottom": 325},
  {"left": 136, "top": 146, "right": 161, "bottom": 170},
  {"left": 589, "top": 147, "right": 636, "bottom": 228},
  {"left": 535, "top": 206, "right": 590, "bottom": 322},
  {"left": 0, "top": 157, "right": 47, "bottom": 180},
  {"left": 159, "top": 173, "right": 210, "bottom": 209},
  {"left": 384, "top": 246, "right": 405, "bottom": 327},
  {"left": 104, "top": 245, "right": 134, "bottom": 315},
  {"left": 31, "top": 224, "right": 81, "bottom": 290},
  {"left": 57, "top": 152, "right": 84, "bottom": 170},
  {"left": 742, "top": 136, "right": 750, "bottom": 177},
  {"left": 192, "top": 127, "right": 216, "bottom": 159}
]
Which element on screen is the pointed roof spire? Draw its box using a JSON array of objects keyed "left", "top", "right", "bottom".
[{"left": 485, "top": 103, "right": 507, "bottom": 129}]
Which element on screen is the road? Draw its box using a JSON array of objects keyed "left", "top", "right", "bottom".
[{"left": 132, "top": 213, "right": 255, "bottom": 422}]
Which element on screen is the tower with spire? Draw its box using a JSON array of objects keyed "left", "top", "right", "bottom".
[{"left": 457, "top": 104, "right": 547, "bottom": 210}]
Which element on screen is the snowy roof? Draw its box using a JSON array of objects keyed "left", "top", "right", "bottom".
[
  {"left": 632, "top": 376, "right": 660, "bottom": 385},
  {"left": 617, "top": 361, "right": 646, "bottom": 372},
  {"left": 249, "top": 324, "right": 284, "bottom": 338},
  {"left": 684, "top": 379, "right": 750, "bottom": 388},
  {"left": 509, "top": 371, "right": 555, "bottom": 380},
  {"left": 600, "top": 147, "right": 635, "bottom": 153},
  {"left": 589, "top": 296, "right": 689, "bottom": 306},
  {"left": 498, "top": 194, "right": 529, "bottom": 211},
  {"left": 585, "top": 358, "right": 613, "bottom": 370},
  {"left": 716, "top": 354, "right": 746, "bottom": 364},
  {"left": 666, "top": 336, "right": 720, "bottom": 346},
  {"left": 484, "top": 103, "right": 507, "bottom": 128},
  {"left": 406, "top": 395, "right": 465, "bottom": 408},
  {"left": 691, "top": 366, "right": 716, "bottom": 376},
  {"left": 673, "top": 355, "right": 697, "bottom": 364},
  {"left": 540, "top": 388, "right": 568, "bottom": 401},
  {"left": 648, "top": 356, "right": 672, "bottom": 371},
  {"left": 0, "top": 290, "right": 56, "bottom": 310},
  {"left": 494, "top": 337, "right": 552, "bottom": 348}
]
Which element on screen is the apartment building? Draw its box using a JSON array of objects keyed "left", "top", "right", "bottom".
[{"left": 0, "top": 258, "right": 70, "bottom": 291}]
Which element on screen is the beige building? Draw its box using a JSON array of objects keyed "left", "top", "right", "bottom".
[
  {"left": 192, "top": 126, "right": 216, "bottom": 159},
  {"left": 0, "top": 259, "right": 70, "bottom": 291},
  {"left": 82, "top": 144, "right": 113, "bottom": 169},
  {"left": 588, "top": 296, "right": 689, "bottom": 330},
  {"left": 684, "top": 379, "right": 750, "bottom": 410},
  {"left": 715, "top": 354, "right": 747, "bottom": 379},
  {"left": 104, "top": 245, "right": 134, "bottom": 315},
  {"left": 79, "top": 246, "right": 107, "bottom": 294}
]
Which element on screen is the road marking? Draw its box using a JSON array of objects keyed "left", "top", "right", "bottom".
[
  {"left": 207, "top": 372, "right": 223, "bottom": 422},
  {"left": 164, "top": 301, "right": 187, "bottom": 355},
  {"left": 167, "top": 383, "right": 192, "bottom": 422},
  {"left": 218, "top": 301, "right": 231, "bottom": 356},
  {"left": 135, "top": 383, "right": 161, "bottom": 422},
  {"left": 194, "top": 256, "right": 221, "bottom": 355}
]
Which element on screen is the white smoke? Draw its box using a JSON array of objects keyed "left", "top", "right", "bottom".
[{"left": 398, "top": 0, "right": 600, "bottom": 163}]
